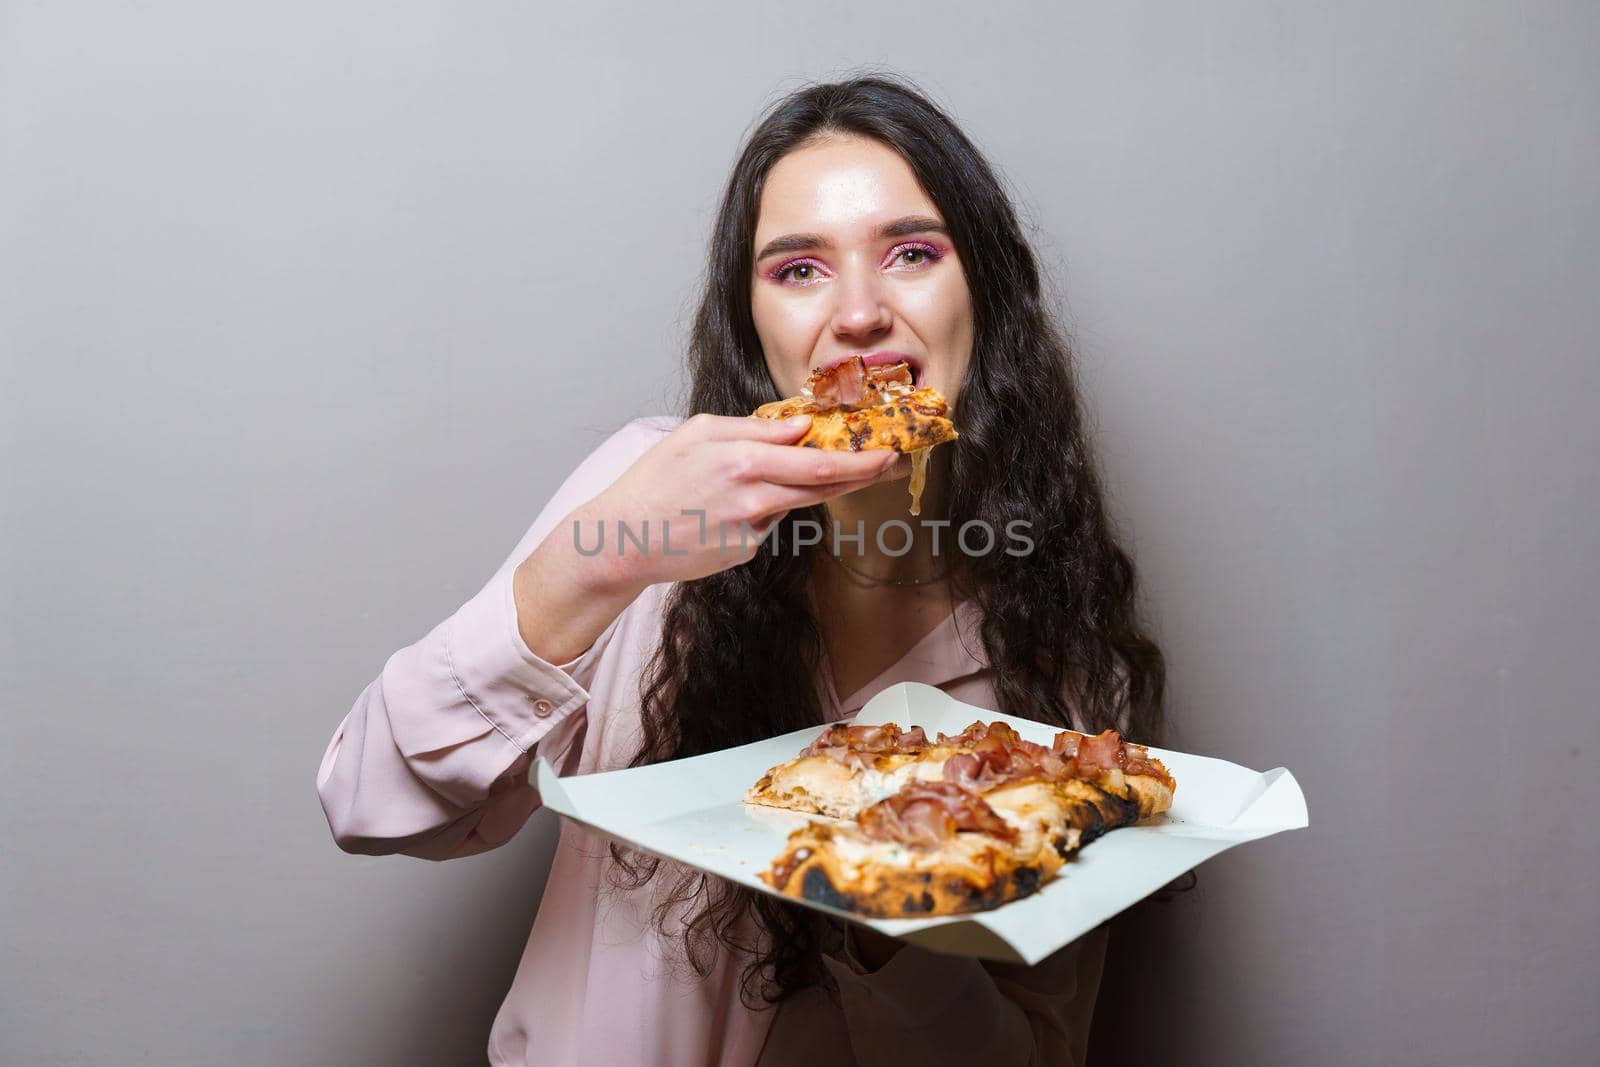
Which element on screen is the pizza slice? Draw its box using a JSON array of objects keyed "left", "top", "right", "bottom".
[
  {"left": 938, "top": 720, "right": 1176, "bottom": 824},
  {"left": 751, "top": 719, "right": 1177, "bottom": 917},
  {"left": 760, "top": 781, "right": 1068, "bottom": 917},
  {"left": 747, "top": 719, "right": 1174, "bottom": 823},
  {"left": 750, "top": 356, "right": 958, "bottom": 515},
  {"left": 744, "top": 722, "right": 945, "bottom": 818}
]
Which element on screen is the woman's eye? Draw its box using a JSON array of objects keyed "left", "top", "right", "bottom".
[
  {"left": 773, "top": 260, "right": 824, "bottom": 285},
  {"left": 890, "top": 244, "right": 942, "bottom": 269}
]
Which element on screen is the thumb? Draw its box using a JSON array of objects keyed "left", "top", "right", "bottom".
[{"left": 745, "top": 412, "right": 814, "bottom": 443}]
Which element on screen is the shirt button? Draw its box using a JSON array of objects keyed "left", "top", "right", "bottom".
[{"left": 531, "top": 697, "right": 555, "bottom": 718}]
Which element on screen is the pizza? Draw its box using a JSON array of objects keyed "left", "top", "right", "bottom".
[
  {"left": 751, "top": 356, "right": 958, "bottom": 515},
  {"left": 746, "top": 720, "right": 1175, "bottom": 918}
]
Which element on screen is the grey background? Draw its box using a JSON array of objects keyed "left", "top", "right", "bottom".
[{"left": 3, "top": 2, "right": 1595, "bottom": 1064}]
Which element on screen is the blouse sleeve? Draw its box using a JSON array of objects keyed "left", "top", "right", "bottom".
[
  {"left": 820, "top": 925, "right": 1110, "bottom": 1066},
  {"left": 314, "top": 416, "right": 669, "bottom": 861}
]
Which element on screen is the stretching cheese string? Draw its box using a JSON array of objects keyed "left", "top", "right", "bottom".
[{"left": 908, "top": 446, "right": 931, "bottom": 516}]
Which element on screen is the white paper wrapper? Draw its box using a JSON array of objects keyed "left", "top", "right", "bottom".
[{"left": 535, "top": 681, "right": 1308, "bottom": 964}]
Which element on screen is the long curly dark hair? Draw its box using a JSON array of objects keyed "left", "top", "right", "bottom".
[{"left": 608, "top": 73, "right": 1166, "bottom": 1006}]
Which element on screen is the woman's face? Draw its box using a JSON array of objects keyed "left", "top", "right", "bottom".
[{"left": 750, "top": 134, "right": 975, "bottom": 407}]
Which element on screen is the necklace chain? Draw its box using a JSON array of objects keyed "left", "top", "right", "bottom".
[{"left": 823, "top": 549, "right": 949, "bottom": 587}]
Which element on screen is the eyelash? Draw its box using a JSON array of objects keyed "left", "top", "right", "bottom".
[{"left": 767, "top": 241, "right": 947, "bottom": 285}]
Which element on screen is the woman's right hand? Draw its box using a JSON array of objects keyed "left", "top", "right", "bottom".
[{"left": 512, "top": 414, "right": 902, "bottom": 664}]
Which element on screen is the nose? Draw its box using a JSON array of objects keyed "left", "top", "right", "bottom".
[{"left": 828, "top": 266, "right": 893, "bottom": 343}]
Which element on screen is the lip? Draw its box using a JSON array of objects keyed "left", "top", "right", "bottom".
[{"left": 823, "top": 351, "right": 923, "bottom": 384}]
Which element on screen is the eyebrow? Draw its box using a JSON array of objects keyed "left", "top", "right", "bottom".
[{"left": 754, "top": 215, "right": 949, "bottom": 262}]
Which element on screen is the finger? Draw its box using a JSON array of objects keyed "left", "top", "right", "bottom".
[
  {"left": 763, "top": 449, "right": 916, "bottom": 510},
  {"left": 732, "top": 441, "right": 898, "bottom": 487},
  {"left": 688, "top": 412, "right": 814, "bottom": 443},
  {"left": 714, "top": 507, "right": 788, "bottom": 560},
  {"left": 748, "top": 509, "right": 789, "bottom": 536},
  {"left": 875, "top": 452, "right": 914, "bottom": 484},
  {"left": 749, "top": 475, "right": 897, "bottom": 517}
]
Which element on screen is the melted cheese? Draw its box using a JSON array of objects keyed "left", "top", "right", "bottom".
[
  {"left": 859, "top": 758, "right": 949, "bottom": 806},
  {"left": 984, "top": 782, "right": 1060, "bottom": 833},
  {"left": 907, "top": 446, "right": 931, "bottom": 516}
]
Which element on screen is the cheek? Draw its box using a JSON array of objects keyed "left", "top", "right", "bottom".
[
  {"left": 904, "top": 272, "right": 975, "bottom": 350},
  {"left": 753, "top": 291, "right": 826, "bottom": 354}
]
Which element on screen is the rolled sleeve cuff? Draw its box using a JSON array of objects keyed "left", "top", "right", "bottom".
[{"left": 445, "top": 572, "right": 595, "bottom": 753}]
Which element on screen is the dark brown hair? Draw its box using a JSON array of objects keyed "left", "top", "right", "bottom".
[{"left": 610, "top": 73, "right": 1165, "bottom": 1005}]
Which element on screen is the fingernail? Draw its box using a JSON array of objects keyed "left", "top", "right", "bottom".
[{"left": 785, "top": 415, "right": 811, "bottom": 427}]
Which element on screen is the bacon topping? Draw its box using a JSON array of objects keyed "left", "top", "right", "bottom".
[
  {"left": 929, "top": 721, "right": 1175, "bottom": 793},
  {"left": 1074, "top": 730, "right": 1123, "bottom": 773},
  {"left": 936, "top": 721, "right": 1069, "bottom": 790},
  {"left": 1050, "top": 732, "right": 1079, "bottom": 760},
  {"left": 1122, "top": 750, "right": 1172, "bottom": 786},
  {"left": 800, "top": 718, "right": 1172, "bottom": 789},
  {"left": 1052, "top": 729, "right": 1175, "bottom": 790},
  {"left": 801, "top": 722, "right": 928, "bottom": 771},
  {"left": 858, "top": 782, "right": 1017, "bottom": 849},
  {"left": 802, "top": 357, "right": 917, "bottom": 410}
]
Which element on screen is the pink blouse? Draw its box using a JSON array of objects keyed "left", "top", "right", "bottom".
[{"left": 316, "top": 416, "right": 1107, "bottom": 1066}]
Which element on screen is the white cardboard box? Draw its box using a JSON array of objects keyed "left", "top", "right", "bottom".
[{"left": 535, "top": 681, "right": 1308, "bottom": 964}]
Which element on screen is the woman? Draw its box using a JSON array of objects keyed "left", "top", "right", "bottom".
[{"left": 317, "top": 74, "right": 1163, "bottom": 1066}]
